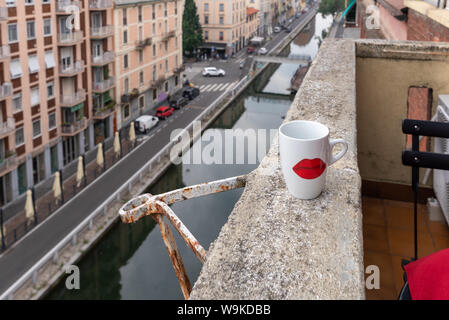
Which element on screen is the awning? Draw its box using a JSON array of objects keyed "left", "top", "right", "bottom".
[
  {"left": 28, "top": 55, "right": 40, "bottom": 73},
  {"left": 198, "top": 42, "right": 227, "bottom": 50},
  {"left": 250, "top": 36, "right": 264, "bottom": 44},
  {"left": 71, "top": 103, "right": 84, "bottom": 113},
  {"left": 45, "top": 51, "right": 56, "bottom": 68},
  {"left": 10, "top": 59, "right": 22, "bottom": 79}
]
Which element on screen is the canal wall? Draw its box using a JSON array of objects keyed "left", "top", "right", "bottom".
[
  {"left": 189, "top": 39, "right": 365, "bottom": 299},
  {"left": 7, "top": 11, "right": 319, "bottom": 300}
]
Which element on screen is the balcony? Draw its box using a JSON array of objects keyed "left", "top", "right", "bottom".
[
  {"left": 93, "top": 77, "right": 115, "bottom": 93},
  {"left": 91, "top": 25, "right": 114, "bottom": 39},
  {"left": 161, "top": 30, "right": 176, "bottom": 41},
  {"left": 135, "top": 38, "right": 153, "bottom": 50},
  {"left": 0, "top": 7, "right": 8, "bottom": 21},
  {"left": 0, "top": 152, "right": 17, "bottom": 176},
  {"left": 89, "top": 0, "right": 113, "bottom": 10},
  {"left": 174, "top": 65, "right": 186, "bottom": 74},
  {"left": 92, "top": 51, "right": 114, "bottom": 66},
  {"left": 61, "top": 117, "right": 87, "bottom": 136},
  {"left": 56, "top": 0, "right": 81, "bottom": 14},
  {"left": 60, "top": 89, "right": 86, "bottom": 107},
  {"left": 58, "top": 31, "right": 83, "bottom": 46},
  {"left": 121, "top": 88, "right": 139, "bottom": 104},
  {"left": 0, "top": 45, "right": 11, "bottom": 60},
  {"left": 0, "top": 83, "right": 12, "bottom": 101},
  {"left": 93, "top": 100, "right": 116, "bottom": 120},
  {"left": 0, "top": 118, "right": 15, "bottom": 139},
  {"left": 59, "top": 60, "right": 84, "bottom": 77}
]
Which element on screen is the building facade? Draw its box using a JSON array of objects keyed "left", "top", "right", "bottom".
[
  {"left": 196, "top": 0, "right": 247, "bottom": 55},
  {"left": 0, "top": 0, "right": 116, "bottom": 207},
  {"left": 113, "top": 0, "right": 184, "bottom": 129},
  {"left": 246, "top": 7, "right": 259, "bottom": 40}
]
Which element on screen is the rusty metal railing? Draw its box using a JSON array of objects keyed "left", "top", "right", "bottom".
[{"left": 118, "top": 174, "right": 247, "bottom": 299}]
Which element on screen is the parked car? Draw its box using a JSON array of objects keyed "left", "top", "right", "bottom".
[
  {"left": 247, "top": 46, "right": 256, "bottom": 54},
  {"left": 155, "top": 106, "right": 175, "bottom": 119},
  {"left": 288, "top": 18, "right": 294, "bottom": 24},
  {"left": 135, "top": 115, "right": 159, "bottom": 133},
  {"left": 202, "top": 67, "right": 226, "bottom": 77},
  {"left": 285, "top": 27, "right": 291, "bottom": 33},
  {"left": 296, "top": 12, "right": 302, "bottom": 18},
  {"left": 258, "top": 47, "right": 268, "bottom": 55},
  {"left": 169, "top": 95, "right": 188, "bottom": 109},
  {"left": 273, "top": 26, "right": 281, "bottom": 33},
  {"left": 182, "top": 86, "right": 200, "bottom": 100}
]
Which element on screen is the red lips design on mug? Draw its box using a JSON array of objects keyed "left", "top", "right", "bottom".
[{"left": 292, "top": 158, "right": 326, "bottom": 179}]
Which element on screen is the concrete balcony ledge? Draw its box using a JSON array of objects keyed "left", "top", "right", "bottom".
[
  {"left": 56, "top": 0, "right": 81, "bottom": 13},
  {"left": 89, "top": 0, "right": 113, "bottom": 9},
  {"left": 91, "top": 25, "right": 114, "bottom": 39},
  {"left": 190, "top": 39, "right": 365, "bottom": 300}
]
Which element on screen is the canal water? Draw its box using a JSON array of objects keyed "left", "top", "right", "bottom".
[{"left": 46, "top": 13, "right": 333, "bottom": 300}]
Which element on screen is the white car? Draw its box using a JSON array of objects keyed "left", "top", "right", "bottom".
[
  {"left": 135, "top": 115, "right": 159, "bottom": 134},
  {"left": 273, "top": 26, "right": 281, "bottom": 33},
  {"left": 202, "top": 67, "right": 226, "bottom": 77},
  {"left": 258, "top": 47, "right": 268, "bottom": 55}
]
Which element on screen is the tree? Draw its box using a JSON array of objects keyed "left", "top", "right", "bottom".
[
  {"left": 318, "top": 0, "right": 346, "bottom": 16},
  {"left": 182, "top": 0, "right": 203, "bottom": 55}
]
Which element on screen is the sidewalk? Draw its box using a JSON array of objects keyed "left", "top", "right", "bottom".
[{"left": 1, "top": 135, "right": 136, "bottom": 251}]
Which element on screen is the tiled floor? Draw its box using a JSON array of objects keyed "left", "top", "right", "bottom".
[{"left": 362, "top": 196, "right": 449, "bottom": 300}]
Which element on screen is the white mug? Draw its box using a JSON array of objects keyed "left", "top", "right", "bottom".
[{"left": 279, "top": 120, "right": 348, "bottom": 199}]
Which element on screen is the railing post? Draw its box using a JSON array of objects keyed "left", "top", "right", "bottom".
[
  {"left": 89, "top": 219, "right": 93, "bottom": 230},
  {"left": 53, "top": 251, "right": 59, "bottom": 264},
  {"left": 32, "top": 270, "right": 38, "bottom": 285},
  {"left": 72, "top": 234, "right": 77, "bottom": 246}
]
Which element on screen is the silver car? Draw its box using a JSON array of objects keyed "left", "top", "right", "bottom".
[{"left": 202, "top": 67, "right": 226, "bottom": 77}]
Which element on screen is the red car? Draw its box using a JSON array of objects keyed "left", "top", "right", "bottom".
[
  {"left": 247, "top": 46, "right": 255, "bottom": 54},
  {"left": 155, "top": 106, "right": 175, "bottom": 119}
]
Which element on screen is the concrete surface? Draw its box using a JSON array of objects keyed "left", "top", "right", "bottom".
[{"left": 190, "top": 39, "right": 365, "bottom": 299}]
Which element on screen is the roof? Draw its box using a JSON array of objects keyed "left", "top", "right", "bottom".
[{"left": 246, "top": 7, "right": 259, "bottom": 16}]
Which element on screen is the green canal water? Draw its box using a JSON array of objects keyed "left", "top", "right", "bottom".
[{"left": 46, "top": 13, "right": 333, "bottom": 300}]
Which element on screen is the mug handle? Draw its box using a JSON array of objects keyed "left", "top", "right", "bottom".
[{"left": 329, "top": 139, "right": 348, "bottom": 166}]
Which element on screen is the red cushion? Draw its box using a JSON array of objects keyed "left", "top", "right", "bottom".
[{"left": 404, "top": 248, "right": 449, "bottom": 300}]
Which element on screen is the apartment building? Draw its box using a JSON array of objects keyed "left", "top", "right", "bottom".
[
  {"left": 196, "top": 0, "right": 247, "bottom": 56},
  {"left": 246, "top": 7, "right": 259, "bottom": 40},
  {"left": 0, "top": 0, "right": 115, "bottom": 207},
  {"left": 113, "top": 0, "right": 184, "bottom": 129},
  {"left": 247, "top": 0, "right": 270, "bottom": 35}
]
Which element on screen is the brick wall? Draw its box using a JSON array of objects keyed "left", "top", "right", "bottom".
[{"left": 407, "top": 8, "right": 449, "bottom": 42}]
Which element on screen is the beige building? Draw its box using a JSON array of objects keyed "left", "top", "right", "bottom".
[
  {"left": 113, "top": 0, "right": 184, "bottom": 128},
  {"left": 196, "top": 0, "right": 247, "bottom": 55},
  {"left": 246, "top": 7, "right": 259, "bottom": 41}
]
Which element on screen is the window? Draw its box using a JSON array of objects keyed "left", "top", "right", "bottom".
[
  {"left": 30, "top": 87, "right": 39, "bottom": 106},
  {"left": 48, "top": 112, "right": 56, "bottom": 130},
  {"left": 8, "top": 24, "right": 18, "bottom": 43},
  {"left": 123, "top": 30, "right": 128, "bottom": 44},
  {"left": 6, "top": 1, "right": 16, "bottom": 7},
  {"left": 219, "top": 16, "right": 224, "bottom": 24},
  {"left": 26, "top": 21, "right": 36, "bottom": 40},
  {"left": 122, "top": 8, "right": 127, "bottom": 25},
  {"left": 164, "top": 41, "right": 168, "bottom": 52},
  {"left": 219, "top": 31, "right": 224, "bottom": 41},
  {"left": 139, "top": 96, "right": 144, "bottom": 109},
  {"left": 204, "top": 15, "right": 209, "bottom": 24},
  {"left": 123, "top": 104, "right": 130, "bottom": 118},
  {"left": 153, "top": 44, "right": 156, "bottom": 57},
  {"left": 204, "top": 31, "right": 208, "bottom": 40},
  {"left": 12, "top": 94, "right": 22, "bottom": 112},
  {"left": 153, "top": 88, "right": 157, "bottom": 101},
  {"left": 124, "top": 54, "right": 128, "bottom": 69},
  {"left": 139, "top": 50, "right": 143, "bottom": 63},
  {"left": 43, "top": 18, "right": 52, "bottom": 36},
  {"left": 139, "top": 71, "right": 144, "bottom": 85},
  {"left": 165, "top": 60, "right": 168, "bottom": 72},
  {"left": 25, "top": 0, "right": 34, "bottom": 4},
  {"left": 219, "top": 3, "right": 224, "bottom": 11},
  {"left": 152, "top": 65, "right": 156, "bottom": 80},
  {"left": 138, "top": 6, "right": 143, "bottom": 22},
  {"left": 152, "top": 4, "right": 155, "bottom": 19},
  {"left": 124, "top": 77, "right": 129, "bottom": 93},
  {"left": 164, "top": 81, "right": 168, "bottom": 92},
  {"left": 44, "top": 51, "right": 55, "bottom": 68},
  {"left": 164, "top": 3, "right": 167, "bottom": 17},
  {"left": 204, "top": 3, "right": 209, "bottom": 11},
  {"left": 15, "top": 127, "right": 24, "bottom": 147},
  {"left": 152, "top": 23, "right": 156, "bottom": 35},
  {"left": 28, "top": 55, "right": 40, "bottom": 73},
  {"left": 32, "top": 119, "right": 41, "bottom": 138},
  {"left": 10, "top": 59, "right": 22, "bottom": 79},
  {"left": 47, "top": 82, "right": 54, "bottom": 99}
]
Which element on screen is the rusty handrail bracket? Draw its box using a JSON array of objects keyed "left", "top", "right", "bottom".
[{"left": 118, "top": 174, "right": 248, "bottom": 299}]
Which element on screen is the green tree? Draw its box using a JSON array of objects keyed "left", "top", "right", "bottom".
[
  {"left": 318, "top": 0, "right": 346, "bottom": 15},
  {"left": 182, "top": 0, "right": 203, "bottom": 55}
]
